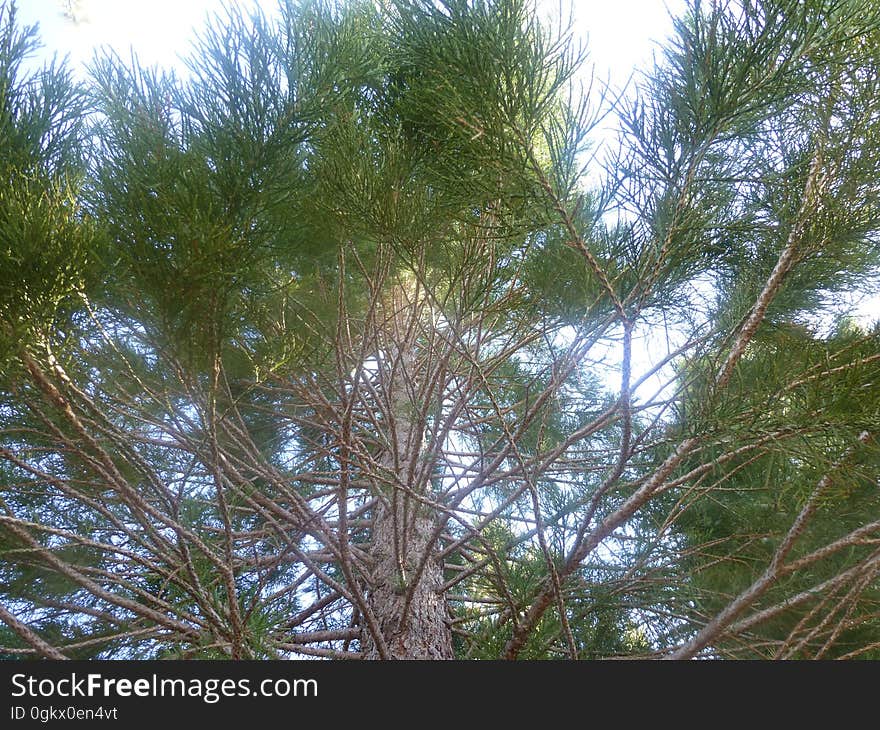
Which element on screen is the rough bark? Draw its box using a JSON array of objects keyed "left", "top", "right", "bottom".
[
  {"left": 362, "top": 502, "right": 453, "bottom": 659},
  {"left": 360, "top": 291, "right": 454, "bottom": 659}
]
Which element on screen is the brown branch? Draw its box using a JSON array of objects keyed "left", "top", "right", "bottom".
[{"left": 0, "top": 603, "right": 68, "bottom": 660}]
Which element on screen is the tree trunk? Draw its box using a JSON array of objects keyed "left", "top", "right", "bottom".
[
  {"left": 362, "top": 502, "right": 453, "bottom": 659},
  {"left": 361, "top": 295, "right": 453, "bottom": 659}
]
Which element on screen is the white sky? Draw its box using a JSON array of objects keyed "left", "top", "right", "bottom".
[{"left": 17, "top": 0, "right": 685, "bottom": 85}]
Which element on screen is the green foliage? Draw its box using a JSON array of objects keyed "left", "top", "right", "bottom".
[
  {"left": 663, "top": 322, "right": 880, "bottom": 657},
  {"left": 0, "top": 2, "right": 97, "bottom": 364},
  {"left": 0, "top": 0, "right": 879, "bottom": 661}
]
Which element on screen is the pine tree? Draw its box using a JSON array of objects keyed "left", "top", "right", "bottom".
[{"left": 0, "top": 0, "right": 878, "bottom": 660}]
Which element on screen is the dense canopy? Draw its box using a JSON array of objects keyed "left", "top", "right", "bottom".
[{"left": 1, "top": 0, "right": 879, "bottom": 660}]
